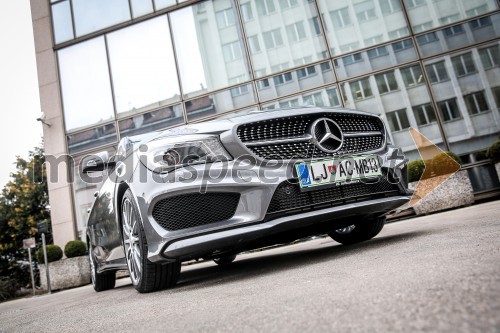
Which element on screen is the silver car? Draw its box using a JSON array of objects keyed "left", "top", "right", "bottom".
[{"left": 85, "top": 107, "right": 411, "bottom": 293}]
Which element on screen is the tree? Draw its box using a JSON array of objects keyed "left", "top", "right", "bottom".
[{"left": 0, "top": 144, "right": 51, "bottom": 288}]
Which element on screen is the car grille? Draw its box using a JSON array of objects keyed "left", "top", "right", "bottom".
[
  {"left": 267, "top": 179, "right": 401, "bottom": 216},
  {"left": 152, "top": 193, "right": 240, "bottom": 231},
  {"left": 236, "top": 112, "right": 385, "bottom": 160}
]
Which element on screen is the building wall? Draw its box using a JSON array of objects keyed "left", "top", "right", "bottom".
[{"left": 31, "top": 0, "right": 500, "bottom": 244}]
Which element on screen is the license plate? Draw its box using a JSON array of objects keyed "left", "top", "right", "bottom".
[{"left": 295, "top": 155, "right": 381, "bottom": 189}]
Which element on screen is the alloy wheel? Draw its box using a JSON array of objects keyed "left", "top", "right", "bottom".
[{"left": 122, "top": 197, "right": 142, "bottom": 285}]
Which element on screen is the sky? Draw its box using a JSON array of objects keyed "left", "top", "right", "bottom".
[{"left": 0, "top": 0, "right": 43, "bottom": 188}]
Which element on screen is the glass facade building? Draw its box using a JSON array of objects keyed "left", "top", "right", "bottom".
[{"left": 35, "top": 0, "right": 499, "bottom": 242}]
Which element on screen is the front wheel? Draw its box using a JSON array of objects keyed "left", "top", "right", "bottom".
[
  {"left": 328, "top": 217, "right": 386, "bottom": 245},
  {"left": 122, "top": 189, "right": 181, "bottom": 293}
]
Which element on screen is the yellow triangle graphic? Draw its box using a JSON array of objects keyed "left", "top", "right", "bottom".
[{"left": 409, "top": 128, "right": 461, "bottom": 207}]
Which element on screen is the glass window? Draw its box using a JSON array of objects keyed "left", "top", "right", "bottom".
[
  {"left": 52, "top": 0, "right": 74, "bottom": 44},
  {"left": 469, "top": 16, "right": 492, "bottom": 29},
  {"left": 379, "top": 0, "right": 402, "bottom": 14},
  {"left": 216, "top": 8, "right": 236, "bottom": 29},
  {"left": 375, "top": 71, "right": 398, "bottom": 94},
  {"left": 296, "top": 65, "right": 317, "bottom": 79},
  {"left": 185, "top": 84, "right": 257, "bottom": 121},
  {"left": 452, "top": 52, "right": 476, "bottom": 76},
  {"left": 244, "top": 0, "right": 328, "bottom": 78},
  {"left": 492, "top": 86, "right": 500, "bottom": 108},
  {"left": 279, "top": 98, "right": 299, "bottom": 108},
  {"left": 107, "top": 17, "right": 180, "bottom": 115},
  {"left": 241, "top": 2, "right": 254, "bottom": 21},
  {"left": 400, "top": 65, "right": 424, "bottom": 88},
  {"left": 222, "top": 41, "right": 243, "bottom": 62},
  {"left": 303, "top": 92, "right": 325, "bottom": 107},
  {"left": 248, "top": 35, "right": 262, "bottom": 53},
  {"left": 425, "top": 61, "right": 449, "bottom": 83},
  {"left": 154, "top": 0, "right": 176, "bottom": 10},
  {"left": 479, "top": 45, "right": 500, "bottom": 69},
  {"left": 279, "top": 0, "right": 298, "bottom": 10},
  {"left": 405, "top": 0, "right": 498, "bottom": 34},
  {"left": 342, "top": 53, "right": 363, "bottom": 65},
  {"left": 437, "top": 98, "right": 461, "bottom": 121},
  {"left": 72, "top": 0, "right": 131, "bottom": 37},
  {"left": 387, "top": 109, "right": 410, "bottom": 132},
  {"left": 416, "top": 32, "right": 439, "bottom": 45},
  {"left": 327, "top": 87, "right": 341, "bottom": 106},
  {"left": 67, "top": 123, "right": 117, "bottom": 154},
  {"left": 392, "top": 38, "right": 414, "bottom": 52},
  {"left": 367, "top": 46, "right": 388, "bottom": 59},
  {"left": 256, "top": 0, "right": 276, "bottom": 15},
  {"left": 170, "top": 2, "right": 250, "bottom": 98},
  {"left": 286, "top": 21, "right": 306, "bottom": 43},
  {"left": 350, "top": 77, "right": 373, "bottom": 100},
  {"left": 58, "top": 37, "right": 115, "bottom": 131},
  {"left": 413, "top": 103, "right": 437, "bottom": 125},
  {"left": 263, "top": 28, "right": 284, "bottom": 49},
  {"left": 464, "top": 91, "right": 489, "bottom": 115},
  {"left": 443, "top": 24, "right": 464, "bottom": 37},
  {"left": 318, "top": 0, "right": 409, "bottom": 56},
  {"left": 131, "top": 0, "right": 154, "bottom": 18},
  {"left": 118, "top": 105, "right": 184, "bottom": 137}
]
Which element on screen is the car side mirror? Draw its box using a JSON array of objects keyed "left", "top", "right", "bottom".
[{"left": 82, "top": 151, "right": 115, "bottom": 173}]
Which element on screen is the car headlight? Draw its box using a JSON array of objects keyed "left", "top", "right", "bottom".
[{"left": 139, "top": 135, "right": 232, "bottom": 173}]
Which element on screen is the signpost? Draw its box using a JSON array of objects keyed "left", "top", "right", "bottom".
[
  {"left": 22, "top": 238, "right": 36, "bottom": 296},
  {"left": 41, "top": 233, "right": 51, "bottom": 294}
]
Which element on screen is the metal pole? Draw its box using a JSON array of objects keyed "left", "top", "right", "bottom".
[
  {"left": 42, "top": 233, "right": 52, "bottom": 294},
  {"left": 27, "top": 248, "right": 35, "bottom": 296}
]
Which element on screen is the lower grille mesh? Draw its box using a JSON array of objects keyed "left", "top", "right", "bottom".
[
  {"left": 152, "top": 193, "right": 240, "bottom": 231},
  {"left": 267, "top": 179, "right": 400, "bottom": 215}
]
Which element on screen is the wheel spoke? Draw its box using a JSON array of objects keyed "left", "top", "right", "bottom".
[{"left": 122, "top": 197, "right": 142, "bottom": 285}]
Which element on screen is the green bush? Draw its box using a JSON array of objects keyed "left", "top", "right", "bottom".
[
  {"left": 36, "top": 244, "right": 63, "bottom": 263},
  {"left": 0, "top": 277, "right": 20, "bottom": 302},
  {"left": 431, "top": 151, "right": 462, "bottom": 177},
  {"left": 486, "top": 140, "right": 500, "bottom": 163},
  {"left": 64, "top": 240, "right": 87, "bottom": 258},
  {"left": 407, "top": 159, "right": 425, "bottom": 183}
]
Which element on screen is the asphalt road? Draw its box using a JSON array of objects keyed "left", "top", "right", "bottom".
[{"left": 1, "top": 201, "right": 499, "bottom": 333}]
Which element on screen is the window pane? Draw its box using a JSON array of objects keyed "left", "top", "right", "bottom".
[
  {"left": 52, "top": 1, "right": 74, "bottom": 44},
  {"left": 170, "top": 2, "right": 250, "bottom": 98},
  {"left": 67, "top": 123, "right": 117, "bottom": 154},
  {"left": 405, "top": 0, "right": 498, "bottom": 34},
  {"left": 317, "top": 0, "right": 410, "bottom": 56},
  {"left": 58, "top": 37, "right": 115, "bottom": 131},
  {"left": 118, "top": 104, "right": 184, "bottom": 137},
  {"left": 73, "top": 0, "right": 131, "bottom": 37},
  {"left": 107, "top": 16, "right": 181, "bottom": 115},
  {"left": 154, "top": 0, "right": 176, "bottom": 10},
  {"left": 131, "top": 0, "right": 154, "bottom": 18},
  {"left": 243, "top": 0, "right": 328, "bottom": 78}
]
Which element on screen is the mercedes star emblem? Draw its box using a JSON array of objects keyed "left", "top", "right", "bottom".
[{"left": 311, "top": 118, "right": 344, "bottom": 153}]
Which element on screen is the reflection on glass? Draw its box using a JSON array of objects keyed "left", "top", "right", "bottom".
[
  {"left": 67, "top": 123, "right": 117, "bottom": 154},
  {"left": 262, "top": 85, "right": 341, "bottom": 109},
  {"left": 243, "top": 0, "right": 328, "bottom": 78},
  {"left": 185, "top": 83, "right": 256, "bottom": 121},
  {"left": 170, "top": 1, "right": 250, "bottom": 98},
  {"left": 416, "top": 13, "right": 500, "bottom": 57},
  {"left": 257, "top": 62, "right": 334, "bottom": 102},
  {"left": 107, "top": 16, "right": 180, "bottom": 115},
  {"left": 59, "top": 37, "right": 115, "bottom": 131},
  {"left": 52, "top": 0, "right": 74, "bottom": 44},
  {"left": 334, "top": 39, "right": 417, "bottom": 80},
  {"left": 404, "top": 0, "right": 498, "bottom": 34},
  {"left": 131, "top": 0, "right": 154, "bottom": 18},
  {"left": 423, "top": 46, "right": 500, "bottom": 160},
  {"left": 73, "top": 0, "right": 131, "bottom": 37},
  {"left": 154, "top": 0, "right": 176, "bottom": 10},
  {"left": 317, "top": 0, "right": 409, "bottom": 56},
  {"left": 118, "top": 105, "right": 184, "bottom": 137}
]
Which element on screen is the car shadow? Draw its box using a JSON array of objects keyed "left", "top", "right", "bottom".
[{"left": 173, "top": 229, "right": 431, "bottom": 291}]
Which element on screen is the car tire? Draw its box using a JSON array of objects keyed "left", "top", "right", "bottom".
[
  {"left": 213, "top": 254, "right": 237, "bottom": 266},
  {"left": 122, "top": 189, "right": 181, "bottom": 293},
  {"left": 89, "top": 245, "right": 116, "bottom": 292},
  {"left": 328, "top": 217, "right": 386, "bottom": 245}
]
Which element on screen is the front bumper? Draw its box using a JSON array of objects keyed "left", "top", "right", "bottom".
[{"left": 128, "top": 145, "right": 410, "bottom": 263}]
